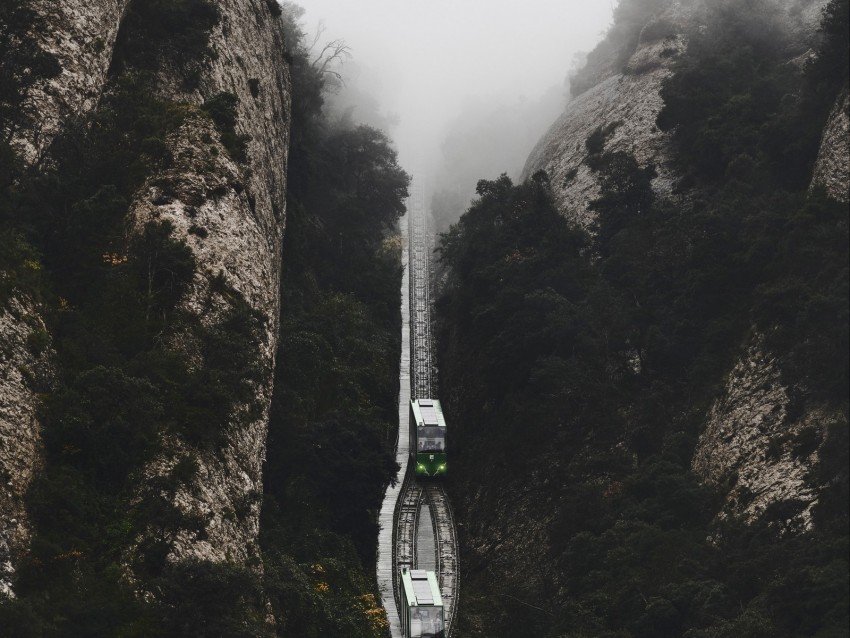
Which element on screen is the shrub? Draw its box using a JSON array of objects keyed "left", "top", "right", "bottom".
[
  {"left": 112, "top": 0, "right": 221, "bottom": 83},
  {"left": 202, "top": 92, "right": 251, "bottom": 162}
]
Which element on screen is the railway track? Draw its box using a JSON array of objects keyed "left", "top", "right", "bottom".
[
  {"left": 381, "top": 174, "right": 459, "bottom": 637},
  {"left": 425, "top": 484, "right": 459, "bottom": 634},
  {"left": 395, "top": 474, "right": 422, "bottom": 578},
  {"left": 401, "top": 177, "right": 460, "bottom": 634},
  {"left": 409, "top": 182, "right": 434, "bottom": 400}
]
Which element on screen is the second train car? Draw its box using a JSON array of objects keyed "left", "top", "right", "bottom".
[
  {"left": 400, "top": 567, "right": 445, "bottom": 637},
  {"left": 409, "top": 398, "right": 446, "bottom": 477}
]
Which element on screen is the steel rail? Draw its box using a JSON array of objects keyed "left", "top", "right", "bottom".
[
  {"left": 426, "top": 484, "right": 460, "bottom": 635},
  {"left": 385, "top": 174, "right": 459, "bottom": 636}
]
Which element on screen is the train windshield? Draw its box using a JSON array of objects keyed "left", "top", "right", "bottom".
[
  {"left": 417, "top": 426, "right": 445, "bottom": 452},
  {"left": 409, "top": 606, "right": 445, "bottom": 638}
]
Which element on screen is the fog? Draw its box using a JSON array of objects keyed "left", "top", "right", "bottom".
[{"left": 300, "top": 0, "right": 615, "bottom": 203}]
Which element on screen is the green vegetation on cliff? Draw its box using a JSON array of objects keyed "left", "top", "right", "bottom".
[
  {"left": 656, "top": 0, "right": 849, "bottom": 399},
  {"left": 438, "top": 2, "right": 848, "bottom": 636},
  {"left": 569, "top": 0, "right": 672, "bottom": 96},
  {"left": 439, "top": 174, "right": 847, "bottom": 637},
  {"left": 1, "top": 1, "right": 272, "bottom": 634}
]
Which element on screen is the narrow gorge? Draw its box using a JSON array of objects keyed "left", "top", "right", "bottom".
[{"left": 2, "top": 0, "right": 847, "bottom": 636}]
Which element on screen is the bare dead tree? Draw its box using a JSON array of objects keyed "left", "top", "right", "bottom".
[
  {"left": 307, "top": 19, "right": 326, "bottom": 54},
  {"left": 312, "top": 39, "right": 351, "bottom": 81},
  {"left": 307, "top": 20, "right": 352, "bottom": 82}
]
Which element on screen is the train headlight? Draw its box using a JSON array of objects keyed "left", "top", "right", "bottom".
[
  {"left": 437, "top": 464, "right": 446, "bottom": 473},
  {"left": 417, "top": 463, "right": 425, "bottom": 471}
]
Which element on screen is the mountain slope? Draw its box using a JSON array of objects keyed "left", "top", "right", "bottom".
[{"left": 440, "top": 1, "right": 848, "bottom": 636}]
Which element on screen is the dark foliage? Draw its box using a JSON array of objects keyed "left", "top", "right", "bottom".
[
  {"left": 656, "top": 0, "right": 850, "bottom": 399},
  {"left": 438, "top": 169, "right": 848, "bottom": 637},
  {"left": 807, "top": 0, "right": 850, "bottom": 104},
  {"left": 438, "top": 3, "right": 848, "bottom": 636},
  {"left": 201, "top": 92, "right": 251, "bottom": 162},
  {"left": 131, "top": 220, "right": 196, "bottom": 319},
  {"left": 746, "top": 189, "right": 849, "bottom": 400},
  {"left": 589, "top": 150, "right": 656, "bottom": 258},
  {"left": 258, "top": 4, "right": 408, "bottom": 635},
  {"left": 151, "top": 561, "right": 271, "bottom": 637},
  {"left": 111, "top": 0, "right": 220, "bottom": 88},
  {"left": 266, "top": 1, "right": 283, "bottom": 18},
  {"left": 569, "top": 0, "right": 672, "bottom": 96},
  {"left": 657, "top": 0, "right": 848, "bottom": 191}
]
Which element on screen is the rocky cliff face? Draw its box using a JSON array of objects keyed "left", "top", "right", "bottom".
[
  {"left": 693, "top": 80, "right": 848, "bottom": 528},
  {"left": 1, "top": 0, "right": 130, "bottom": 598},
  {"left": 524, "top": 0, "right": 838, "bottom": 525},
  {"left": 523, "top": 0, "right": 829, "bottom": 231},
  {"left": 14, "top": 0, "right": 130, "bottom": 165},
  {"left": 692, "top": 6, "right": 844, "bottom": 526},
  {"left": 692, "top": 338, "right": 833, "bottom": 529},
  {"left": 522, "top": 2, "right": 697, "bottom": 230},
  {"left": 129, "top": 0, "right": 290, "bottom": 564},
  {"left": 444, "top": 2, "right": 846, "bottom": 634},
  {"left": 0, "top": 296, "right": 53, "bottom": 597},
  {"left": 1, "top": 0, "right": 290, "bottom": 594},
  {"left": 811, "top": 87, "right": 849, "bottom": 202}
]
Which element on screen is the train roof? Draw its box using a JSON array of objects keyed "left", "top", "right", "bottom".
[
  {"left": 411, "top": 398, "right": 446, "bottom": 429},
  {"left": 400, "top": 568, "right": 443, "bottom": 607}
]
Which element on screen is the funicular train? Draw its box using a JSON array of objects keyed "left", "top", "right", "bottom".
[
  {"left": 400, "top": 567, "right": 445, "bottom": 638},
  {"left": 409, "top": 398, "right": 447, "bottom": 477}
]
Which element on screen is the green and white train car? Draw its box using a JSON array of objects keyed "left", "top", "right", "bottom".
[
  {"left": 410, "top": 399, "right": 447, "bottom": 477},
  {"left": 400, "top": 568, "right": 445, "bottom": 638}
]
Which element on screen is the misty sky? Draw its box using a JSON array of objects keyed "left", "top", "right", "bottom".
[{"left": 300, "top": 0, "right": 615, "bottom": 170}]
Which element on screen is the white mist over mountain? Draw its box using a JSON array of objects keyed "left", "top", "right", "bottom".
[{"left": 300, "top": 0, "right": 615, "bottom": 172}]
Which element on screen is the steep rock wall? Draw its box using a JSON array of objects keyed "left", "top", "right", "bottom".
[
  {"left": 16, "top": 0, "right": 129, "bottom": 164},
  {"left": 811, "top": 87, "right": 849, "bottom": 202},
  {"left": 449, "top": 1, "right": 842, "bottom": 633},
  {"left": 523, "top": 0, "right": 829, "bottom": 232},
  {"left": 0, "top": 295, "right": 53, "bottom": 597},
  {"left": 3, "top": 0, "right": 290, "bottom": 590},
  {"left": 1, "top": 0, "right": 128, "bottom": 598},
  {"left": 522, "top": 2, "right": 698, "bottom": 230},
  {"left": 692, "top": 338, "right": 832, "bottom": 529},
  {"left": 695, "top": 86, "right": 847, "bottom": 526},
  {"left": 129, "top": 0, "right": 290, "bottom": 565},
  {"left": 523, "top": 0, "right": 836, "bottom": 527}
]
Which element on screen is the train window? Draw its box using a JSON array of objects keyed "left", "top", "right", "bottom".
[
  {"left": 417, "top": 426, "right": 445, "bottom": 452},
  {"left": 409, "top": 606, "right": 445, "bottom": 638}
]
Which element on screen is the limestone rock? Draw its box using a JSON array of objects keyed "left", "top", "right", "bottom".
[
  {"left": 692, "top": 337, "right": 837, "bottom": 529},
  {"left": 2, "top": 0, "right": 291, "bottom": 591},
  {"left": 15, "top": 0, "right": 130, "bottom": 164},
  {"left": 522, "top": 0, "right": 838, "bottom": 533},
  {"left": 522, "top": 3, "right": 695, "bottom": 231},
  {"left": 128, "top": 0, "right": 290, "bottom": 567},
  {"left": 811, "top": 88, "right": 850, "bottom": 203},
  {"left": 1, "top": 0, "right": 126, "bottom": 599},
  {"left": 0, "top": 294, "right": 53, "bottom": 597}
]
